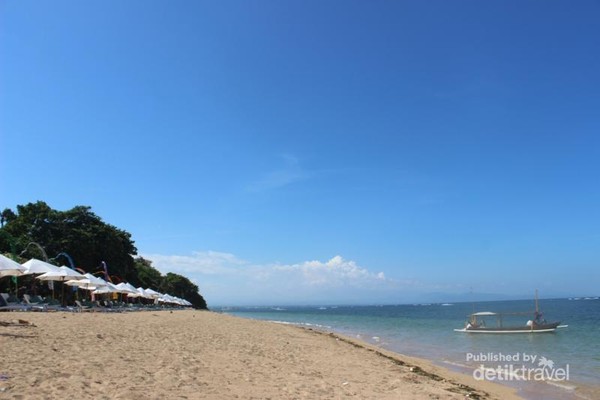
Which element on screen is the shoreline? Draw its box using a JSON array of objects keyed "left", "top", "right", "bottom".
[
  {"left": 322, "top": 327, "right": 598, "bottom": 400},
  {"left": 0, "top": 310, "right": 521, "bottom": 399},
  {"left": 296, "top": 326, "right": 522, "bottom": 399},
  {"left": 225, "top": 311, "right": 600, "bottom": 400}
]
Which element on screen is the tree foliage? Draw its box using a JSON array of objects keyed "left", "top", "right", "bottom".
[
  {"left": 0, "top": 201, "right": 208, "bottom": 309},
  {"left": 0, "top": 201, "right": 136, "bottom": 281},
  {"left": 130, "top": 257, "right": 163, "bottom": 289},
  {"left": 161, "top": 272, "right": 207, "bottom": 309}
]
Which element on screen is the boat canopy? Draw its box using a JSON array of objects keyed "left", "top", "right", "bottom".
[{"left": 471, "top": 311, "right": 497, "bottom": 316}]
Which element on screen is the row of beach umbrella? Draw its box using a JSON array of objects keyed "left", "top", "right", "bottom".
[{"left": 0, "top": 254, "right": 192, "bottom": 307}]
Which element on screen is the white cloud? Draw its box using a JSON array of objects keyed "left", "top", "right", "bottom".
[
  {"left": 140, "top": 251, "right": 406, "bottom": 306},
  {"left": 272, "top": 255, "right": 387, "bottom": 287},
  {"left": 141, "top": 250, "right": 248, "bottom": 276}
]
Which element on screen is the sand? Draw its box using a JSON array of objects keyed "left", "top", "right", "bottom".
[{"left": 0, "top": 310, "right": 521, "bottom": 400}]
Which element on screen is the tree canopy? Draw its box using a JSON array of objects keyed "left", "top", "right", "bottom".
[{"left": 0, "top": 201, "right": 207, "bottom": 309}]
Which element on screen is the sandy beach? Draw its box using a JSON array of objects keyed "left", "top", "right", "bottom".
[{"left": 0, "top": 310, "right": 521, "bottom": 400}]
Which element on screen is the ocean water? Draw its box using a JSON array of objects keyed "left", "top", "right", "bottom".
[{"left": 218, "top": 297, "right": 600, "bottom": 400}]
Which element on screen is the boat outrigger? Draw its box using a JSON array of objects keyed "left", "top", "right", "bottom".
[{"left": 455, "top": 291, "right": 568, "bottom": 334}]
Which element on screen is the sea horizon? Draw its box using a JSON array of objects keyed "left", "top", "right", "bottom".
[{"left": 213, "top": 296, "right": 600, "bottom": 309}]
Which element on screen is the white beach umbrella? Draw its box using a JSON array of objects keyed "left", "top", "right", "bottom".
[
  {"left": 92, "top": 282, "right": 120, "bottom": 295},
  {"left": 158, "top": 294, "right": 177, "bottom": 304},
  {"left": 66, "top": 273, "right": 107, "bottom": 290},
  {"left": 129, "top": 287, "right": 156, "bottom": 302},
  {"left": 168, "top": 296, "right": 186, "bottom": 306},
  {"left": 115, "top": 282, "right": 138, "bottom": 294},
  {"left": 22, "top": 259, "right": 61, "bottom": 299},
  {"left": 37, "top": 265, "right": 85, "bottom": 281},
  {"left": 144, "top": 288, "right": 162, "bottom": 299},
  {"left": 126, "top": 287, "right": 144, "bottom": 298},
  {"left": 113, "top": 282, "right": 138, "bottom": 303},
  {"left": 177, "top": 298, "right": 189, "bottom": 306},
  {"left": 22, "top": 258, "right": 60, "bottom": 275},
  {"left": 138, "top": 287, "right": 153, "bottom": 299},
  {"left": 0, "top": 254, "right": 26, "bottom": 277},
  {"left": 37, "top": 265, "right": 85, "bottom": 305}
]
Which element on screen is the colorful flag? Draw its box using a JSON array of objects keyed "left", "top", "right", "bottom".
[{"left": 102, "top": 261, "right": 111, "bottom": 282}]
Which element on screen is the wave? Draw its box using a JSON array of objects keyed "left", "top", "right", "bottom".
[
  {"left": 545, "top": 380, "right": 576, "bottom": 391},
  {"left": 269, "top": 320, "right": 332, "bottom": 329}
]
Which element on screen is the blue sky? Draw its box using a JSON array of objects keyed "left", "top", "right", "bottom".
[{"left": 1, "top": 1, "right": 599, "bottom": 306}]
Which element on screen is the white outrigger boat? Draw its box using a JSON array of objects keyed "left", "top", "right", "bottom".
[{"left": 455, "top": 291, "right": 568, "bottom": 334}]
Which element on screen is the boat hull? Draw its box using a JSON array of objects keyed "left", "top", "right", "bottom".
[{"left": 455, "top": 322, "right": 561, "bottom": 334}]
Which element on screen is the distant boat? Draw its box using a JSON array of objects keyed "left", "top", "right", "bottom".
[{"left": 454, "top": 291, "right": 568, "bottom": 334}]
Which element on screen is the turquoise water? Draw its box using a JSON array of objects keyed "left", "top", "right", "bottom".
[{"left": 218, "top": 298, "right": 600, "bottom": 400}]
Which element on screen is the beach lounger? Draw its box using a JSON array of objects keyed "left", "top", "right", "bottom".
[
  {"left": 95, "top": 300, "right": 121, "bottom": 312},
  {"left": 21, "top": 294, "right": 48, "bottom": 311},
  {"left": 75, "top": 300, "right": 97, "bottom": 312},
  {"left": 0, "top": 293, "right": 32, "bottom": 312}
]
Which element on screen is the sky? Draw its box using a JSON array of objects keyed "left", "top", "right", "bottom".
[{"left": 1, "top": 1, "right": 599, "bottom": 306}]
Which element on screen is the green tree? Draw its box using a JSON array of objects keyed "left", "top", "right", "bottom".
[
  {"left": 0, "top": 208, "right": 16, "bottom": 228},
  {"left": 0, "top": 202, "right": 208, "bottom": 309},
  {"left": 1, "top": 201, "right": 55, "bottom": 253},
  {"left": 161, "top": 272, "right": 208, "bottom": 309},
  {"left": 130, "top": 257, "right": 163, "bottom": 289},
  {"left": 0, "top": 202, "right": 136, "bottom": 280}
]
